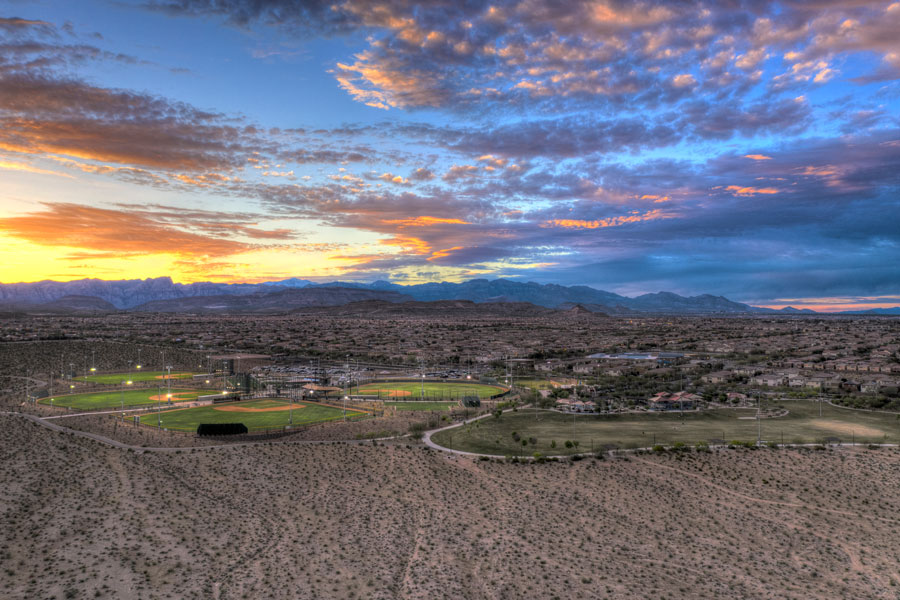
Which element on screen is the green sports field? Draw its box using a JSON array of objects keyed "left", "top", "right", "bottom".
[
  {"left": 432, "top": 400, "right": 900, "bottom": 455},
  {"left": 140, "top": 398, "right": 366, "bottom": 431},
  {"left": 385, "top": 401, "right": 458, "bottom": 411},
  {"left": 82, "top": 370, "right": 197, "bottom": 384},
  {"left": 40, "top": 388, "right": 205, "bottom": 410},
  {"left": 356, "top": 381, "right": 506, "bottom": 400}
]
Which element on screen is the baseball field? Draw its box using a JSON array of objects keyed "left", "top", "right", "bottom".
[
  {"left": 82, "top": 370, "right": 197, "bottom": 384},
  {"left": 40, "top": 388, "right": 205, "bottom": 410},
  {"left": 139, "top": 398, "right": 366, "bottom": 431},
  {"left": 355, "top": 381, "right": 506, "bottom": 400}
]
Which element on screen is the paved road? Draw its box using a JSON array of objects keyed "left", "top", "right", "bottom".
[{"left": 0, "top": 411, "right": 404, "bottom": 454}]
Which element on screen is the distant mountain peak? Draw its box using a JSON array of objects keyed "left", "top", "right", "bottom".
[{"left": 0, "top": 276, "right": 824, "bottom": 314}]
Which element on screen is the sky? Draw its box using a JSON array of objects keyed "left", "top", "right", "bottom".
[{"left": 0, "top": 0, "right": 898, "bottom": 311}]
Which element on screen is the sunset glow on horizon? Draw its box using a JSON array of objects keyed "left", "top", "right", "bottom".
[{"left": 0, "top": 1, "right": 898, "bottom": 311}]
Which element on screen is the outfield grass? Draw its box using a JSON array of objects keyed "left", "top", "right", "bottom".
[
  {"left": 385, "top": 401, "right": 458, "bottom": 411},
  {"left": 82, "top": 371, "right": 196, "bottom": 384},
  {"left": 40, "top": 388, "right": 204, "bottom": 410},
  {"left": 356, "top": 381, "right": 506, "bottom": 400},
  {"left": 432, "top": 400, "right": 900, "bottom": 455},
  {"left": 140, "top": 398, "right": 365, "bottom": 431}
]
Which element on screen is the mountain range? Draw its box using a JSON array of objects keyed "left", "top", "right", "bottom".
[{"left": 0, "top": 276, "right": 895, "bottom": 315}]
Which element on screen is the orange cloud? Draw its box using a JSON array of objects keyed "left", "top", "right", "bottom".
[
  {"left": 0, "top": 203, "right": 253, "bottom": 258},
  {"left": 427, "top": 246, "right": 464, "bottom": 261},
  {"left": 544, "top": 209, "right": 669, "bottom": 229},
  {"left": 725, "top": 185, "right": 779, "bottom": 196},
  {"left": 382, "top": 216, "right": 471, "bottom": 227},
  {"left": 378, "top": 235, "right": 432, "bottom": 254},
  {"left": 0, "top": 159, "right": 74, "bottom": 178},
  {"left": 639, "top": 194, "right": 670, "bottom": 203},
  {"left": 743, "top": 154, "right": 773, "bottom": 160}
]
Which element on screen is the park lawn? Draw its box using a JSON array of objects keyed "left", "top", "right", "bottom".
[
  {"left": 356, "top": 381, "right": 506, "bottom": 400},
  {"left": 40, "top": 388, "right": 204, "bottom": 410},
  {"left": 432, "top": 400, "right": 900, "bottom": 456},
  {"left": 141, "top": 398, "right": 365, "bottom": 431},
  {"left": 385, "top": 401, "right": 458, "bottom": 411},
  {"left": 83, "top": 371, "right": 196, "bottom": 384}
]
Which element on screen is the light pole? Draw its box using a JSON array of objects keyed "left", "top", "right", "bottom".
[
  {"left": 157, "top": 384, "right": 162, "bottom": 427},
  {"left": 120, "top": 379, "right": 132, "bottom": 411}
]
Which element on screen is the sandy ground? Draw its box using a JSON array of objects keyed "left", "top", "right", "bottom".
[{"left": 3, "top": 413, "right": 900, "bottom": 599}]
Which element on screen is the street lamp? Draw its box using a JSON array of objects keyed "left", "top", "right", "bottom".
[{"left": 343, "top": 395, "right": 348, "bottom": 421}]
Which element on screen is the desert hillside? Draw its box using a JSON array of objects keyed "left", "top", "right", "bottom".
[{"left": 2, "top": 414, "right": 899, "bottom": 599}]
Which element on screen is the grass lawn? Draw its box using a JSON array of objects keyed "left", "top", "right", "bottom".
[
  {"left": 432, "top": 400, "right": 900, "bottom": 455},
  {"left": 40, "top": 388, "right": 204, "bottom": 410},
  {"left": 82, "top": 371, "right": 196, "bottom": 384},
  {"left": 385, "top": 401, "right": 458, "bottom": 411},
  {"left": 140, "top": 398, "right": 365, "bottom": 431},
  {"left": 356, "top": 381, "right": 506, "bottom": 400}
]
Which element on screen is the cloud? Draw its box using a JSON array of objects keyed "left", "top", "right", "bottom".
[
  {"left": 544, "top": 209, "right": 670, "bottom": 229},
  {"left": 155, "top": 0, "right": 900, "bottom": 119},
  {"left": 724, "top": 185, "right": 780, "bottom": 196},
  {"left": 0, "top": 203, "right": 260, "bottom": 258}
]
